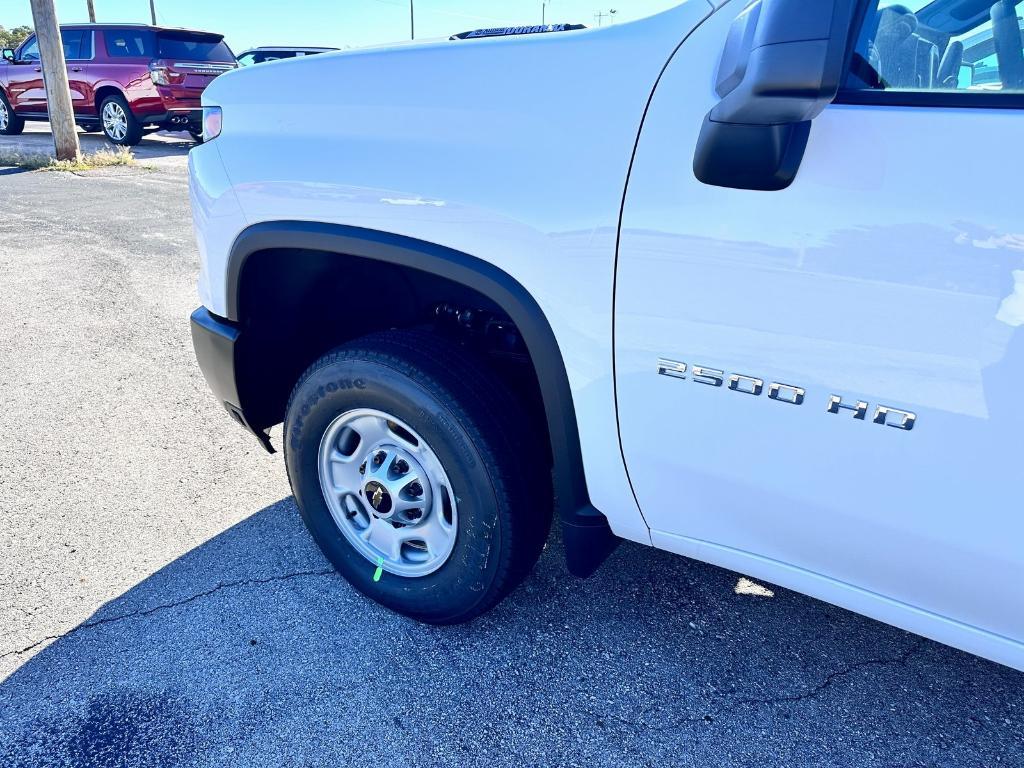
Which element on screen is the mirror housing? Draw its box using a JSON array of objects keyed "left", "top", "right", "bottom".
[
  {"left": 693, "top": 0, "right": 860, "bottom": 191},
  {"left": 1, "top": 48, "right": 15, "bottom": 63}
]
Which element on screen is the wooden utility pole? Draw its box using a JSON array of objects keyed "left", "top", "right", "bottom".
[
  {"left": 28, "top": 0, "right": 81, "bottom": 162},
  {"left": 149, "top": 0, "right": 156, "bottom": 25},
  {"left": 86, "top": 0, "right": 95, "bottom": 22}
]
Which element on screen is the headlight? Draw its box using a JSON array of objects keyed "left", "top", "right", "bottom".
[{"left": 202, "top": 106, "right": 223, "bottom": 141}]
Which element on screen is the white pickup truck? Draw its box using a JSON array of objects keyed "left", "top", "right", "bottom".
[{"left": 189, "top": 0, "right": 1024, "bottom": 670}]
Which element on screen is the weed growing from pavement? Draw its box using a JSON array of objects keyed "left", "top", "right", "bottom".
[{"left": 0, "top": 146, "right": 139, "bottom": 172}]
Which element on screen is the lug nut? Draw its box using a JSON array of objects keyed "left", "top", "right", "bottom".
[
  {"left": 395, "top": 459, "right": 410, "bottom": 475},
  {"left": 373, "top": 451, "right": 386, "bottom": 467},
  {"left": 408, "top": 481, "right": 423, "bottom": 497},
  {"left": 406, "top": 509, "right": 423, "bottom": 521}
]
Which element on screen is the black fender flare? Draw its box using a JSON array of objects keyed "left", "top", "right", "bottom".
[{"left": 227, "top": 221, "right": 618, "bottom": 576}]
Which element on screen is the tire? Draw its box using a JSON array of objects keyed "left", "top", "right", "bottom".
[
  {"left": 78, "top": 124, "right": 100, "bottom": 133},
  {"left": 188, "top": 129, "right": 204, "bottom": 144},
  {"left": 0, "top": 91, "right": 25, "bottom": 136},
  {"left": 98, "top": 94, "right": 143, "bottom": 146},
  {"left": 285, "top": 329, "right": 552, "bottom": 624}
]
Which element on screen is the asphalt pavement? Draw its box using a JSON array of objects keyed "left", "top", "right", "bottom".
[{"left": 0, "top": 132, "right": 1022, "bottom": 768}]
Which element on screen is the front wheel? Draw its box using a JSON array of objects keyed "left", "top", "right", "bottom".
[
  {"left": 284, "top": 330, "right": 552, "bottom": 624},
  {"left": 99, "top": 94, "right": 142, "bottom": 146},
  {"left": 0, "top": 91, "right": 25, "bottom": 136}
]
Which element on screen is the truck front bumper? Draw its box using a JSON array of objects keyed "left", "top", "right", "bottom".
[{"left": 190, "top": 307, "right": 275, "bottom": 453}]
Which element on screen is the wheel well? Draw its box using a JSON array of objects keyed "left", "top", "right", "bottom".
[
  {"left": 235, "top": 247, "right": 549, "bottom": 464},
  {"left": 227, "top": 222, "right": 619, "bottom": 576},
  {"left": 93, "top": 86, "right": 124, "bottom": 115}
]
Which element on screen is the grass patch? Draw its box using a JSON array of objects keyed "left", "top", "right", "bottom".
[
  {"left": 46, "top": 146, "right": 136, "bottom": 171},
  {"left": 0, "top": 146, "right": 136, "bottom": 172}
]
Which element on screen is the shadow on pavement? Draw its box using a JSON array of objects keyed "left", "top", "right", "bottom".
[
  {"left": 133, "top": 131, "right": 196, "bottom": 157},
  {"left": 1, "top": 498, "right": 1021, "bottom": 767}
]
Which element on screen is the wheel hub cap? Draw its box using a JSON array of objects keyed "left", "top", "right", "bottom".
[
  {"left": 365, "top": 481, "right": 392, "bottom": 516},
  {"left": 318, "top": 409, "right": 457, "bottom": 578},
  {"left": 360, "top": 445, "right": 432, "bottom": 525},
  {"left": 103, "top": 103, "right": 127, "bottom": 141}
]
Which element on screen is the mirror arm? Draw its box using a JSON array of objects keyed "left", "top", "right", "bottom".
[{"left": 693, "top": 0, "right": 859, "bottom": 191}]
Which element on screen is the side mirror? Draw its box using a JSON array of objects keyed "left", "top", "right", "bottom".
[
  {"left": 693, "top": 0, "right": 860, "bottom": 191},
  {"left": 2, "top": 49, "right": 15, "bottom": 63}
]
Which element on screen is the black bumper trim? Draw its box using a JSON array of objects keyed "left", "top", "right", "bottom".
[
  {"left": 190, "top": 307, "right": 275, "bottom": 454},
  {"left": 141, "top": 109, "right": 203, "bottom": 127}
]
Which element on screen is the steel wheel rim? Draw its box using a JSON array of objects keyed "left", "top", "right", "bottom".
[
  {"left": 318, "top": 408, "right": 458, "bottom": 578},
  {"left": 102, "top": 102, "right": 127, "bottom": 141},
  {"left": 0, "top": 101, "right": 8, "bottom": 131}
]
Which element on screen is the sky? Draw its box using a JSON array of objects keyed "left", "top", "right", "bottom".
[{"left": 5, "top": 0, "right": 682, "bottom": 52}]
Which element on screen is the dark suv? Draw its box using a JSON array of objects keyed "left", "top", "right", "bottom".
[
  {"left": 236, "top": 46, "right": 338, "bottom": 66},
  {"left": 0, "top": 24, "right": 236, "bottom": 145}
]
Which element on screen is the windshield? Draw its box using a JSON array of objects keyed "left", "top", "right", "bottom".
[{"left": 157, "top": 32, "right": 233, "bottom": 62}]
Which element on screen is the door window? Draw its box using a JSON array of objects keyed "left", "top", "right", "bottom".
[
  {"left": 60, "top": 30, "right": 91, "bottom": 61},
  {"left": 18, "top": 37, "right": 39, "bottom": 61},
  {"left": 77, "top": 31, "right": 93, "bottom": 60},
  {"left": 16, "top": 32, "right": 91, "bottom": 62},
  {"left": 845, "top": 0, "right": 1024, "bottom": 95},
  {"left": 104, "top": 30, "right": 155, "bottom": 58}
]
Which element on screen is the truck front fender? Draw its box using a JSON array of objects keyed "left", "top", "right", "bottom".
[{"left": 227, "top": 220, "right": 620, "bottom": 577}]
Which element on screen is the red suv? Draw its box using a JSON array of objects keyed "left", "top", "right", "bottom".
[{"left": 0, "top": 24, "right": 236, "bottom": 145}]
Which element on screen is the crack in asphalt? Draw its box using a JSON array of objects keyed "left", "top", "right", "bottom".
[
  {"left": 672, "top": 637, "right": 930, "bottom": 727},
  {"left": 0, "top": 568, "right": 336, "bottom": 661},
  {"left": 730, "top": 637, "right": 927, "bottom": 708},
  {"left": 599, "top": 638, "right": 929, "bottom": 734}
]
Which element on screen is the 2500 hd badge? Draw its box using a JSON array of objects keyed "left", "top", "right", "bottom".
[{"left": 656, "top": 358, "right": 917, "bottom": 432}]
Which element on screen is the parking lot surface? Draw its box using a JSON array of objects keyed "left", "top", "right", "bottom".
[{"left": 0, "top": 150, "right": 1022, "bottom": 768}]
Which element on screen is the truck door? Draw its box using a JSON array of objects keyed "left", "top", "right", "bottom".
[
  {"left": 614, "top": 0, "right": 1023, "bottom": 665},
  {"left": 61, "top": 30, "right": 94, "bottom": 118},
  {"left": 6, "top": 36, "right": 45, "bottom": 111},
  {"left": 6, "top": 31, "right": 92, "bottom": 115}
]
